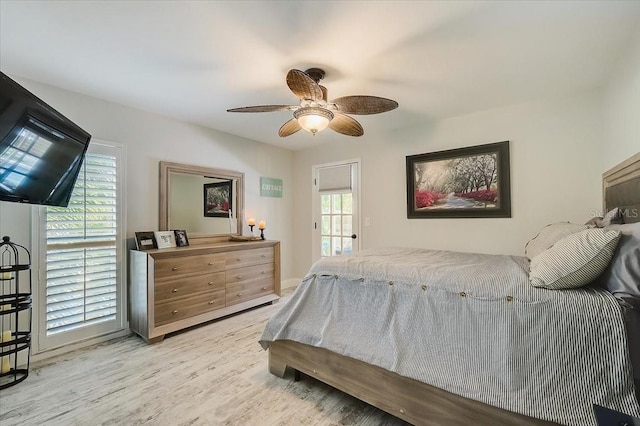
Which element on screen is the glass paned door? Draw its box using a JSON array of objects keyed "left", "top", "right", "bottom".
[
  {"left": 313, "top": 161, "right": 359, "bottom": 261},
  {"left": 321, "top": 193, "right": 354, "bottom": 256}
]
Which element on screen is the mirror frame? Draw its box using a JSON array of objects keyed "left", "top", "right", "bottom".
[{"left": 159, "top": 161, "right": 245, "bottom": 243}]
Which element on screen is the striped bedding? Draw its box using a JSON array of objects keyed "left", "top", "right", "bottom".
[{"left": 260, "top": 247, "right": 640, "bottom": 425}]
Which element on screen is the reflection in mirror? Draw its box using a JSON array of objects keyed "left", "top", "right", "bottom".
[
  {"left": 169, "top": 173, "right": 238, "bottom": 235},
  {"left": 159, "top": 161, "right": 244, "bottom": 242}
]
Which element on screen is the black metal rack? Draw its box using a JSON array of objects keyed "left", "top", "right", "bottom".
[{"left": 0, "top": 235, "right": 32, "bottom": 390}]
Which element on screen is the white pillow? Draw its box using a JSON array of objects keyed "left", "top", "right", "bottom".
[
  {"left": 529, "top": 228, "right": 621, "bottom": 289},
  {"left": 525, "top": 222, "right": 592, "bottom": 260}
]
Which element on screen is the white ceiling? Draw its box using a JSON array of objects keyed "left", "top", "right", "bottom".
[{"left": 1, "top": 1, "right": 639, "bottom": 151}]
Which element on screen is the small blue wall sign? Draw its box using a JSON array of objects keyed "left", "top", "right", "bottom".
[{"left": 260, "top": 177, "right": 283, "bottom": 198}]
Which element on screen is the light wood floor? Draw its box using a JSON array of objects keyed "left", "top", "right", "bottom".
[{"left": 0, "top": 293, "right": 408, "bottom": 426}]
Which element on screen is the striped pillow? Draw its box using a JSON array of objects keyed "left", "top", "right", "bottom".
[
  {"left": 529, "top": 228, "right": 621, "bottom": 289},
  {"left": 525, "top": 222, "right": 592, "bottom": 260}
]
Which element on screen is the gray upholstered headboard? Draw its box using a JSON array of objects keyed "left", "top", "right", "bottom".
[{"left": 603, "top": 152, "right": 640, "bottom": 224}]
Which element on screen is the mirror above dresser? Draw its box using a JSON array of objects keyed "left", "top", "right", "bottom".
[{"left": 159, "top": 161, "right": 245, "bottom": 243}]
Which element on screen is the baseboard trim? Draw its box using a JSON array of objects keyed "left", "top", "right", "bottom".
[
  {"left": 282, "top": 278, "right": 300, "bottom": 290},
  {"left": 31, "top": 328, "right": 131, "bottom": 362}
]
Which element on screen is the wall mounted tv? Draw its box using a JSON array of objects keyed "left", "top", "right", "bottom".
[{"left": 0, "top": 72, "right": 91, "bottom": 207}]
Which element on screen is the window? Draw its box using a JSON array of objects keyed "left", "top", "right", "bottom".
[
  {"left": 320, "top": 193, "right": 354, "bottom": 257},
  {"left": 35, "top": 141, "right": 126, "bottom": 352}
]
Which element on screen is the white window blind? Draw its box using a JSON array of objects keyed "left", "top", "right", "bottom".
[
  {"left": 318, "top": 164, "right": 352, "bottom": 192},
  {"left": 45, "top": 152, "right": 118, "bottom": 335}
]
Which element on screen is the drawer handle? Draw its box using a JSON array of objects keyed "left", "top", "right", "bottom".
[
  {"left": 261, "top": 254, "right": 266, "bottom": 258},
  {"left": 261, "top": 271, "right": 266, "bottom": 275},
  {"left": 208, "top": 262, "right": 214, "bottom": 266},
  {"left": 237, "top": 293, "right": 243, "bottom": 297},
  {"left": 236, "top": 258, "right": 241, "bottom": 262},
  {"left": 262, "top": 286, "right": 267, "bottom": 291},
  {"left": 237, "top": 275, "right": 243, "bottom": 280},
  {"left": 171, "top": 267, "right": 179, "bottom": 271},
  {"left": 208, "top": 281, "right": 214, "bottom": 286},
  {"left": 172, "top": 288, "right": 178, "bottom": 293},
  {"left": 172, "top": 310, "right": 178, "bottom": 315},
  {"left": 208, "top": 301, "right": 215, "bottom": 305}
]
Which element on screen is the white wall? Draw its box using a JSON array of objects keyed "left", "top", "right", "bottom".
[
  {"left": 291, "top": 90, "right": 604, "bottom": 278},
  {"left": 603, "top": 30, "right": 640, "bottom": 169},
  {"left": 0, "top": 77, "right": 295, "bottom": 280}
]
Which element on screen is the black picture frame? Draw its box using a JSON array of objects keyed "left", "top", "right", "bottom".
[
  {"left": 406, "top": 141, "right": 511, "bottom": 219},
  {"left": 134, "top": 231, "right": 157, "bottom": 250},
  {"left": 203, "top": 181, "right": 233, "bottom": 218},
  {"left": 174, "top": 229, "right": 189, "bottom": 247}
]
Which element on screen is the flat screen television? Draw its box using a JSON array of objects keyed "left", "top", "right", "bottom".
[{"left": 0, "top": 72, "right": 91, "bottom": 207}]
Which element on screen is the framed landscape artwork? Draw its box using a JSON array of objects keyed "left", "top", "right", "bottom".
[
  {"left": 406, "top": 141, "right": 511, "bottom": 218},
  {"left": 204, "top": 181, "right": 233, "bottom": 218}
]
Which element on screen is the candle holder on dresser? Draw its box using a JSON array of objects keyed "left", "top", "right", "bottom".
[{"left": 0, "top": 236, "right": 32, "bottom": 390}]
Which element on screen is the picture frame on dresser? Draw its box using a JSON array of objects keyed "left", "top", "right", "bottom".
[
  {"left": 135, "top": 231, "right": 157, "bottom": 250},
  {"left": 154, "top": 231, "right": 176, "bottom": 249},
  {"left": 173, "top": 230, "right": 189, "bottom": 247}
]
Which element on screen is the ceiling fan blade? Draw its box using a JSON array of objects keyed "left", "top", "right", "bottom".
[
  {"left": 329, "top": 113, "right": 364, "bottom": 137},
  {"left": 331, "top": 96, "right": 398, "bottom": 115},
  {"left": 227, "top": 105, "right": 296, "bottom": 113},
  {"left": 278, "top": 118, "right": 302, "bottom": 137},
  {"left": 286, "top": 69, "right": 323, "bottom": 101}
]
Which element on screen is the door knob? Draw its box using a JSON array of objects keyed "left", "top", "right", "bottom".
[{"left": 351, "top": 234, "right": 357, "bottom": 239}]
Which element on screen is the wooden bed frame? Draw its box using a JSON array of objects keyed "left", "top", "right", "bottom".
[
  {"left": 268, "top": 152, "right": 640, "bottom": 425},
  {"left": 603, "top": 152, "right": 640, "bottom": 224},
  {"left": 269, "top": 340, "right": 556, "bottom": 425}
]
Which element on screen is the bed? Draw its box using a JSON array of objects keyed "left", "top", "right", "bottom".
[{"left": 260, "top": 152, "right": 640, "bottom": 425}]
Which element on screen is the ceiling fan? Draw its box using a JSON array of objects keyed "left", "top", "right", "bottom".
[{"left": 227, "top": 68, "right": 398, "bottom": 137}]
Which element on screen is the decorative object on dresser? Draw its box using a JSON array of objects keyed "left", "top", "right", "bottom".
[
  {"left": 129, "top": 240, "right": 280, "bottom": 343},
  {"left": 153, "top": 231, "right": 176, "bottom": 249},
  {"left": 0, "top": 236, "right": 32, "bottom": 390},
  {"left": 173, "top": 230, "right": 189, "bottom": 247},
  {"left": 135, "top": 231, "right": 157, "bottom": 250},
  {"left": 228, "top": 235, "right": 262, "bottom": 242},
  {"left": 406, "top": 141, "right": 511, "bottom": 219},
  {"left": 231, "top": 217, "right": 263, "bottom": 241},
  {"left": 258, "top": 220, "right": 266, "bottom": 240}
]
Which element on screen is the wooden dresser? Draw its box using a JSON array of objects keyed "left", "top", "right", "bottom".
[{"left": 129, "top": 240, "right": 280, "bottom": 343}]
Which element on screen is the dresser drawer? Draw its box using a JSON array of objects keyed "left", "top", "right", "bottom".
[
  {"left": 226, "top": 264, "right": 275, "bottom": 306},
  {"left": 225, "top": 247, "right": 273, "bottom": 269},
  {"left": 155, "top": 289, "right": 225, "bottom": 326},
  {"left": 154, "top": 253, "right": 225, "bottom": 279},
  {"left": 155, "top": 272, "right": 225, "bottom": 303}
]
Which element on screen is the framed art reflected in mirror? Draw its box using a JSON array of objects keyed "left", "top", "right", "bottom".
[{"left": 204, "top": 181, "right": 233, "bottom": 218}]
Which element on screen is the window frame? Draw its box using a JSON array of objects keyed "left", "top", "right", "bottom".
[{"left": 31, "top": 139, "right": 128, "bottom": 355}]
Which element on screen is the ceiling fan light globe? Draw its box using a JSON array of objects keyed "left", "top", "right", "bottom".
[{"left": 294, "top": 107, "right": 334, "bottom": 134}]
